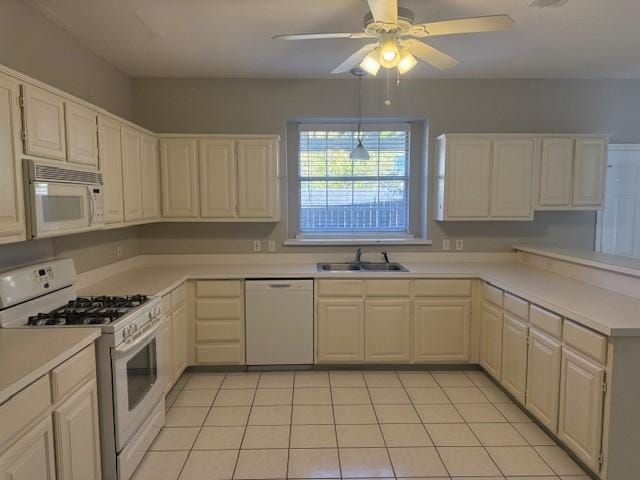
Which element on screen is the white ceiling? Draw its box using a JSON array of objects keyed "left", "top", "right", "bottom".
[{"left": 25, "top": 0, "right": 640, "bottom": 79}]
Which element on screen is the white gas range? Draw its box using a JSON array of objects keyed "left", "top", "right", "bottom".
[{"left": 0, "top": 258, "right": 167, "bottom": 480}]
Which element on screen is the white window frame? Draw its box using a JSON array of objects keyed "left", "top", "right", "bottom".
[{"left": 285, "top": 120, "right": 431, "bottom": 246}]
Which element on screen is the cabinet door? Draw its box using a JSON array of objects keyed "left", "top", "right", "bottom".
[
  {"left": 480, "top": 302, "right": 503, "bottom": 379},
  {"left": 98, "top": 116, "right": 124, "bottom": 224},
  {"left": 446, "top": 138, "right": 492, "bottom": 218},
  {"left": 141, "top": 134, "right": 160, "bottom": 220},
  {"left": 53, "top": 380, "right": 101, "bottom": 480},
  {"left": 0, "top": 417, "right": 56, "bottom": 480},
  {"left": 64, "top": 102, "right": 98, "bottom": 168},
  {"left": 539, "top": 138, "right": 574, "bottom": 207},
  {"left": 0, "top": 73, "right": 25, "bottom": 242},
  {"left": 526, "top": 328, "right": 562, "bottom": 432},
  {"left": 491, "top": 138, "right": 534, "bottom": 218},
  {"left": 21, "top": 84, "right": 66, "bottom": 160},
  {"left": 237, "top": 139, "right": 277, "bottom": 219},
  {"left": 121, "top": 127, "right": 143, "bottom": 222},
  {"left": 501, "top": 314, "right": 528, "bottom": 404},
  {"left": 199, "top": 139, "right": 237, "bottom": 218},
  {"left": 365, "top": 299, "right": 411, "bottom": 363},
  {"left": 171, "top": 303, "right": 188, "bottom": 379},
  {"left": 558, "top": 349, "right": 605, "bottom": 471},
  {"left": 160, "top": 316, "right": 174, "bottom": 393},
  {"left": 317, "top": 299, "right": 364, "bottom": 363},
  {"left": 413, "top": 298, "right": 471, "bottom": 362},
  {"left": 160, "top": 139, "right": 199, "bottom": 218},
  {"left": 573, "top": 138, "right": 607, "bottom": 207}
]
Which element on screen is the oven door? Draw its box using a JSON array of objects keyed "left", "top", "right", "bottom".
[
  {"left": 111, "top": 320, "right": 166, "bottom": 451},
  {"left": 31, "top": 181, "right": 100, "bottom": 238}
]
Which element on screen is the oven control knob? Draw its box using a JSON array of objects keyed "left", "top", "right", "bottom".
[{"left": 123, "top": 326, "right": 130, "bottom": 340}]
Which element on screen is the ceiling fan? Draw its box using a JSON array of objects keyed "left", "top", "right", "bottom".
[{"left": 273, "top": 0, "right": 513, "bottom": 76}]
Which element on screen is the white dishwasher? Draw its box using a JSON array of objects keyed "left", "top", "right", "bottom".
[{"left": 245, "top": 279, "right": 314, "bottom": 365}]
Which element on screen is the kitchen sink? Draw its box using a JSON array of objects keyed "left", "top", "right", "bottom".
[{"left": 317, "top": 262, "right": 408, "bottom": 272}]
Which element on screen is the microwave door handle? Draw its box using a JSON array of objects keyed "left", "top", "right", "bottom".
[{"left": 87, "top": 186, "right": 95, "bottom": 225}]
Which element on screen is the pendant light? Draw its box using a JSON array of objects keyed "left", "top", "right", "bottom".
[{"left": 350, "top": 68, "right": 369, "bottom": 161}]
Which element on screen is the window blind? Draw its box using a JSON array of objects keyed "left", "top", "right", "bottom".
[{"left": 298, "top": 125, "right": 410, "bottom": 235}]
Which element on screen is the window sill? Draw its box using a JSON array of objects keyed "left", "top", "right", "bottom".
[{"left": 283, "top": 238, "right": 433, "bottom": 246}]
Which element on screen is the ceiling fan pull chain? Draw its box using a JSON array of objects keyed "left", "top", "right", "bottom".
[{"left": 384, "top": 69, "right": 392, "bottom": 106}]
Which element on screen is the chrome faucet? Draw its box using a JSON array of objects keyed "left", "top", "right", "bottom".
[
  {"left": 355, "top": 247, "right": 363, "bottom": 264},
  {"left": 381, "top": 250, "right": 390, "bottom": 263}
]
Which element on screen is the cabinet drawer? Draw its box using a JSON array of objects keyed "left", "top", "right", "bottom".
[
  {"left": 413, "top": 279, "right": 472, "bottom": 297},
  {"left": 0, "top": 375, "right": 51, "bottom": 447},
  {"left": 196, "top": 321, "right": 242, "bottom": 342},
  {"left": 51, "top": 344, "right": 96, "bottom": 402},
  {"left": 483, "top": 283, "right": 504, "bottom": 307},
  {"left": 170, "top": 284, "right": 186, "bottom": 309},
  {"left": 317, "top": 280, "right": 364, "bottom": 297},
  {"left": 366, "top": 280, "right": 411, "bottom": 297},
  {"left": 530, "top": 305, "right": 562, "bottom": 339},
  {"left": 161, "top": 294, "right": 171, "bottom": 315},
  {"left": 196, "top": 280, "right": 242, "bottom": 298},
  {"left": 504, "top": 293, "right": 529, "bottom": 320},
  {"left": 195, "top": 299, "right": 242, "bottom": 320},
  {"left": 563, "top": 320, "right": 607, "bottom": 364},
  {"left": 196, "top": 344, "right": 243, "bottom": 364}
]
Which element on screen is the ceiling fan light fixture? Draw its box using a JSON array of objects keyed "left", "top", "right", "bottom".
[
  {"left": 397, "top": 49, "right": 417, "bottom": 74},
  {"left": 360, "top": 49, "right": 381, "bottom": 76},
  {"left": 350, "top": 140, "right": 370, "bottom": 160},
  {"left": 379, "top": 38, "right": 400, "bottom": 68}
]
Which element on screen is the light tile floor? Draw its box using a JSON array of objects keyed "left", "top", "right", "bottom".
[{"left": 131, "top": 370, "right": 592, "bottom": 480}]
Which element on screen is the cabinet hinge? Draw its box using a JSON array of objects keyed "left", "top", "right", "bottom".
[
  {"left": 598, "top": 452, "right": 604, "bottom": 466},
  {"left": 20, "top": 130, "right": 26, "bottom": 141},
  {"left": 18, "top": 95, "right": 25, "bottom": 108},
  {"left": 601, "top": 380, "right": 607, "bottom": 393}
]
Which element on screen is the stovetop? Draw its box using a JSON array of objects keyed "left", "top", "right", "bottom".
[{"left": 27, "top": 295, "right": 149, "bottom": 326}]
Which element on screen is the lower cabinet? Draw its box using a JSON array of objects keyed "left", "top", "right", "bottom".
[
  {"left": 365, "top": 299, "right": 411, "bottom": 363},
  {"left": 500, "top": 314, "right": 529, "bottom": 404},
  {"left": 53, "top": 380, "right": 101, "bottom": 480},
  {"left": 0, "top": 417, "right": 56, "bottom": 480},
  {"left": 317, "top": 299, "right": 364, "bottom": 363},
  {"left": 558, "top": 349, "right": 605, "bottom": 471},
  {"left": 159, "top": 318, "right": 173, "bottom": 394},
  {"left": 171, "top": 303, "right": 188, "bottom": 379},
  {"left": 480, "top": 302, "right": 503, "bottom": 379},
  {"left": 413, "top": 298, "right": 471, "bottom": 362},
  {"left": 526, "top": 328, "right": 562, "bottom": 432}
]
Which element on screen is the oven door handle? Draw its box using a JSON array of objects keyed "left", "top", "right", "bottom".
[{"left": 113, "top": 319, "right": 162, "bottom": 358}]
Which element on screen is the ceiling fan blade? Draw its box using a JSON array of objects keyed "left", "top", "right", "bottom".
[
  {"left": 367, "top": 0, "right": 398, "bottom": 25},
  {"left": 331, "top": 44, "right": 377, "bottom": 74},
  {"left": 272, "top": 32, "right": 371, "bottom": 40},
  {"left": 413, "top": 14, "right": 513, "bottom": 37},
  {"left": 405, "top": 40, "right": 458, "bottom": 70}
]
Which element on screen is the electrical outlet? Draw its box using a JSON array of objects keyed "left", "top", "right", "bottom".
[
  {"left": 268, "top": 240, "right": 276, "bottom": 252},
  {"left": 442, "top": 239, "right": 450, "bottom": 251},
  {"left": 455, "top": 239, "right": 464, "bottom": 251},
  {"left": 115, "top": 245, "right": 122, "bottom": 258},
  {"left": 253, "top": 240, "right": 262, "bottom": 252}
]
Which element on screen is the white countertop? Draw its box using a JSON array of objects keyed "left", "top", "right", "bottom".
[
  {"left": 79, "top": 260, "right": 640, "bottom": 337},
  {"left": 0, "top": 328, "right": 100, "bottom": 404}
]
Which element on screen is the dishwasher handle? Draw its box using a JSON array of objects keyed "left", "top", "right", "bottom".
[{"left": 268, "top": 283, "right": 293, "bottom": 289}]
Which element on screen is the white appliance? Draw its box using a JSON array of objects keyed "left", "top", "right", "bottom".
[
  {"left": 245, "top": 279, "right": 314, "bottom": 365},
  {"left": 24, "top": 159, "right": 105, "bottom": 238},
  {"left": 0, "top": 259, "right": 165, "bottom": 480}
]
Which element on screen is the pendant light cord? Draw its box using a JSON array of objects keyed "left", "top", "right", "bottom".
[{"left": 356, "top": 74, "right": 363, "bottom": 144}]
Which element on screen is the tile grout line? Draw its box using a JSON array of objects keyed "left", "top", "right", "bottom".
[
  {"left": 229, "top": 372, "right": 259, "bottom": 480},
  {"left": 325, "top": 370, "right": 344, "bottom": 480}
]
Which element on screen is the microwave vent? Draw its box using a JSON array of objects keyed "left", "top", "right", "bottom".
[{"left": 31, "top": 163, "right": 103, "bottom": 185}]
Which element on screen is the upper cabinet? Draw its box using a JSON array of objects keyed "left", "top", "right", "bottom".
[
  {"left": 98, "top": 116, "right": 124, "bottom": 224},
  {"left": 64, "top": 101, "right": 98, "bottom": 168},
  {"left": 141, "top": 134, "right": 161, "bottom": 220},
  {"left": 435, "top": 133, "right": 608, "bottom": 221},
  {"left": 160, "top": 138, "right": 199, "bottom": 218},
  {"left": 21, "top": 84, "right": 67, "bottom": 161},
  {"left": 0, "top": 72, "right": 25, "bottom": 244},
  {"left": 538, "top": 136, "right": 607, "bottom": 210},
  {"left": 121, "top": 127, "right": 143, "bottom": 222},
  {"left": 161, "top": 135, "right": 280, "bottom": 222},
  {"left": 435, "top": 135, "right": 534, "bottom": 221}
]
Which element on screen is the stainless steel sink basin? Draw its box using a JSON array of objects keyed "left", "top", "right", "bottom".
[{"left": 317, "top": 262, "right": 408, "bottom": 272}]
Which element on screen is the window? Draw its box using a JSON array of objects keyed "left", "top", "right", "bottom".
[{"left": 297, "top": 124, "right": 410, "bottom": 238}]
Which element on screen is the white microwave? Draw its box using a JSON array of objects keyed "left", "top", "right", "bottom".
[{"left": 25, "top": 159, "right": 105, "bottom": 238}]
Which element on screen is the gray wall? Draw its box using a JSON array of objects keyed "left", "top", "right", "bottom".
[
  {"left": 0, "top": 0, "right": 133, "bottom": 119},
  {"left": 0, "top": 0, "right": 139, "bottom": 274},
  {"left": 132, "top": 77, "right": 640, "bottom": 254}
]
